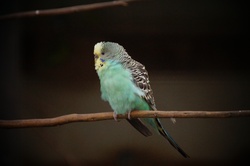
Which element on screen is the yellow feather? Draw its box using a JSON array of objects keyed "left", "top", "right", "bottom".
[
  {"left": 93, "top": 42, "right": 103, "bottom": 56},
  {"left": 95, "top": 57, "right": 104, "bottom": 71}
]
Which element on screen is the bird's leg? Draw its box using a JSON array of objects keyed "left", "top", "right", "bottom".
[
  {"left": 113, "top": 112, "right": 118, "bottom": 121},
  {"left": 127, "top": 110, "right": 132, "bottom": 120}
]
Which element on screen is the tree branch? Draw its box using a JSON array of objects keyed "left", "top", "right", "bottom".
[
  {"left": 1, "top": 110, "right": 250, "bottom": 129},
  {"left": 0, "top": 0, "right": 138, "bottom": 20}
]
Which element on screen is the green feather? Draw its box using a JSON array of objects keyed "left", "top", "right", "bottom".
[{"left": 97, "top": 61, "right": 148, "bottom": 115}]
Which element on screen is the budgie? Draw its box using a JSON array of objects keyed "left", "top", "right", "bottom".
[{"left": 94, "top": 41, "right": 189, "bottom": 158}]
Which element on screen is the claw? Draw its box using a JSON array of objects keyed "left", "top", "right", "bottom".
[{"left": 171, "top": 117, "right": 176, "bottom": 124}]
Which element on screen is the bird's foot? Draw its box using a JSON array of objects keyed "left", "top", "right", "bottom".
[
  {"left": 170, "top": 117, "right": 176, "bottom": 124},
  {"left": 127, "top": 110, "right": 132, "bottom": 120},
  {"left": 113, "top": 112, "right": 119, "bottom": 122}
]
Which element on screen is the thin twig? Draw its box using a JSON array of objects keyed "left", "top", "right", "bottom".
[
  {"left": 0, "top": 0, "right": 138, "bottom": 20},
  {"left": 0, "top": 110, "right": 250, "bottom": 129}
]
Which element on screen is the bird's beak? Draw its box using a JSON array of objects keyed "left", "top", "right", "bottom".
[{"left": 95, "top": 56, "right": 103, "bottom": 71}]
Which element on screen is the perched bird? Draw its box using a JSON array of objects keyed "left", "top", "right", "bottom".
[{"left": 94, "top": 41, "right": 189, "bottom": 158}]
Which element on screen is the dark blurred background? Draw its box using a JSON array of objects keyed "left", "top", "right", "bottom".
[{"left": 1, "top": 0, "right": 250, "bottom": 165}]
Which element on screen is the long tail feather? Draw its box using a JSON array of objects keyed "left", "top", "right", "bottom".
[
  {"left": 127, "top": 118, "right": 152, "bottom": 137},
  {"left": 155, "top": 118, "right": 190, "bottom": 158}
]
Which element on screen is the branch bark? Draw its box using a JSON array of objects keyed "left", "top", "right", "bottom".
[
  {"left": 1, "top": 110, "right": 250, "bottom": 128},
  {"left": 0, "top": 0, "right": 138, "bottom": 20}
]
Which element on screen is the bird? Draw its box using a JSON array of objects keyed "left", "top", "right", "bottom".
[{"left": 93, "top": 41, "right": 189, "bottom": 158}]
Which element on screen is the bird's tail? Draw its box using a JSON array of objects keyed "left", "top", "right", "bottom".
[
  {"left": 127, "top": 118, "right": 152, "bottom": 137},
  {"left": 154, "top": 118, "right": 190, "bottom": 158}
]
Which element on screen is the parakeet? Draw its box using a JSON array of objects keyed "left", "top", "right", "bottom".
[{"left": 94, "top": 41, "right": 189, "bottom": 158}]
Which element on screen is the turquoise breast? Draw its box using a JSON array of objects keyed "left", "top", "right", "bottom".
[{"left": 97, "top": 61, "right": 149, "bottom": 114}]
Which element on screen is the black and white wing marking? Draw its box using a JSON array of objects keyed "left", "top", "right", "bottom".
[{"left": 124, "top": 58, "right": 157, "bottom": 110}]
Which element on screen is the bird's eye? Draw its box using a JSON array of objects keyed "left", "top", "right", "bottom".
[{"left": 101, "top": 52, "right": 105, "bottom": 55}]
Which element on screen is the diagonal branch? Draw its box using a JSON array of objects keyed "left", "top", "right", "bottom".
[
  {"left": 0, "top": 0, "right": 139, "bottom": 20},
  {"left": 0, "top": 110, "right": 250, "bottom": 129}
]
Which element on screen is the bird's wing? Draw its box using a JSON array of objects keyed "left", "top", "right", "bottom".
[
  {"left": 124, "top": 58, "right": 157, "bottom": 110},
  {"left": 121, "top": 57, "right": 156, "bottom": 137}
]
